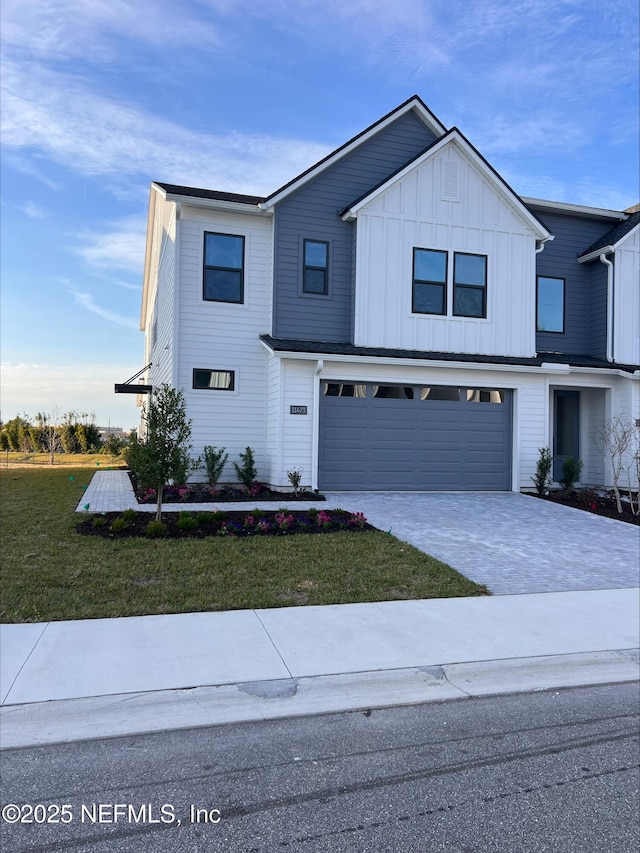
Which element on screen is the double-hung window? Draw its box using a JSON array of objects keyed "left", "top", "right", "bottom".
[
  {"left": 303, "top": 239, "right": 329, "bottom": 295},
  {"left": 413, "top": 249, "right": 447, "bottom": 315},
  {"left": 453, "top": 252, "right": 487, "bottom": 318},
  {"left": 203, "top": 232, "right": 245, "bottom": 303},
  {"left": 537, "top": 276, "right": 564, "bottom": 333}
]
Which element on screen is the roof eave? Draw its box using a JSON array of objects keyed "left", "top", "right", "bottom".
[{"left": 523, "top": 197, "right": 627, "bottom": 220}]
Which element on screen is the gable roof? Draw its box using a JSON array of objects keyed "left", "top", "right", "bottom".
[
  {"left": 578, "top": 210, "right": 640, "bottom": 261},
  {"left": 339, "top": 127, "right": 551, "bottom": 241},
  {"left": 261, "top": 95, "right": 447, "bottom": 209}
]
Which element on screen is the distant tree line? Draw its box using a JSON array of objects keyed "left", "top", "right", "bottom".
[{"left": 0, "top": 412, "right": 132, "bottom": 457}]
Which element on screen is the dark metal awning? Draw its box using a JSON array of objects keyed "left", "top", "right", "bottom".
[{"left": 115, "top": 363, "right": 152, "bottom": 395}]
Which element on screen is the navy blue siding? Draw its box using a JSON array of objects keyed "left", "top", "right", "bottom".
[
  {"left": 273, "top": 110, "right": 438, "bottom": 341},
  {"left": 534, "top": 211, "right": 616, "bottom": 356},
  {"left": 588, "top": 259, "right": 608, "bottom": 359}
]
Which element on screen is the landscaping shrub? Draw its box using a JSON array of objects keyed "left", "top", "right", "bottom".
[
  {"left": 177, "top": 513, "right": 198, "bottom": 532},
  {"left": 203, "top": 445, "right": 228, "bottom": 486},
  {"left": 234, "top": 446, "right": 257, "bottom": 490},
  {"left": 145, "top": 520, "right": 167, "bottom": 538},
  {"left": 532, "top": 447, "right": 553, "bottom": 495},
  {"left": 560, "top": 455, "right": 583, "bottom": 491}
]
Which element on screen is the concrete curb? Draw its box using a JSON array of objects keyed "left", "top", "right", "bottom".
[{"left": 2, "top": 649, "right": 637, "bottom": 749}]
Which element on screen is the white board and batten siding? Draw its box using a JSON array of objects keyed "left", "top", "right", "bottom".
[
  {"left": 176, "top": 205, "right": 273, "bottom": 482},
  {"left": 613, "top": 225, "right": 640, "bottom": 365},
  {"left": 353, "top": 141, "right": 539, "bottom": 358}
]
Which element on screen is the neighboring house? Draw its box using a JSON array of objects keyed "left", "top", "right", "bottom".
[{"left": 138, "top": 96, "right": 639, "bottom": 492}]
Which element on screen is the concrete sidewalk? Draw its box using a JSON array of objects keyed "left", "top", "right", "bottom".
[{"left": 2, "top": 589, "right": 638, "bottom": 748}]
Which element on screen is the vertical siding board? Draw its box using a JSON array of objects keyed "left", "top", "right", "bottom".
[
  {"left": 613, "top": 228, "right": 640, "bottom": 364},
  {"left": 351, "top": 141, "right": 538, "bottom": 357}
]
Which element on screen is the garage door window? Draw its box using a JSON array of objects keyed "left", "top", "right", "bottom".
[
  {"left": 466, "top": 388, "right": 505, "bottom": 403},
  {"left": 420, "top": 386, "right": 460, "bottom": 401},
  {"left": 323, "top": 383, "right": 367, "bottom": 397},
  {"left": 373, "top": 385, "right": 414, "bottom": 399}
]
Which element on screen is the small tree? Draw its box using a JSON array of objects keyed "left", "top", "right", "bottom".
[
  {"left": 131, "top": 384, "right": 194, "bottom": 521},
  {"left": 102, "top": 433, "right": 124, "bottom": 457},
  {"left": 531, "top": 447, "right": 552, "bottom": 495},
  {"left": 595, "top": 416, "right": 637, "bottom": 514},
  {"left": 40, "top": 410, "right": 63, "bottom": 465}
]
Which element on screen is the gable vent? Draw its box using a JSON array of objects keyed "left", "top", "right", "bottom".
[{"left": 442, "top": 160, "right": 460, "bottom": 202}]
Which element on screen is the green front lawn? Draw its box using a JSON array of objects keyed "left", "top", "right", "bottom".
[{"left": 0, "top": 468, "right": 488, "bottom": 623}]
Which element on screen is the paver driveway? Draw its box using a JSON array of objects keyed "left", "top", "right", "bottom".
[{"left": 324, "top": 492, "right": 639, "bottom": 595}]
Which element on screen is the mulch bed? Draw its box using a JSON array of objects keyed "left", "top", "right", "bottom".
[
  {"left": 77, "top": 508, "right": 374, "bottom": 539},
  {"left": 133, "top": 479, "right": 326, "bottom": 504},
  {"left": 527, "top": 489, "right": 639, "bottom": 525}
]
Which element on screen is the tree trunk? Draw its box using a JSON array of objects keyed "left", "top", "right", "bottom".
[{"left": 155, "top": 483, "right": 164, "bottom": 523}]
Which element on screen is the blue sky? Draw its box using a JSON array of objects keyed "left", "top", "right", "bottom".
[{"left": 1, "top": 0, "right": 638, "bottom": 429}]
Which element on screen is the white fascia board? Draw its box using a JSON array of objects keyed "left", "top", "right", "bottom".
[
  {"left": 566, "top": 366, "right": 640, "bottom": 380},
  {"left": 523, "top": 197, "right": 626, "bottom": 220},
  {"left": 577, "top": 247, "right": 615, "bottom": 264},
  {"left": 140, "top": 187, "right": 159, "bottom": 331},
  {"left": 341, "top": 132, "right": 551, "bottom": 241},
  {"left": 160, "top": 193, "right": 271, "bottom": 217},
  {"left": 261, "top": 97, "right": 447, "bottom": 210},
  {"left": 262, "top": 346, "right": 556, "bottom": 375}
]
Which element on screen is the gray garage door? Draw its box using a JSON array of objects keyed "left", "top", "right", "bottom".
[{"left": 319, "top": 382, "right": 512, "bottom": 490}]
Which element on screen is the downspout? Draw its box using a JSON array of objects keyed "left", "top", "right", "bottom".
[
  {"left": 311, "top": 359, "right": 324, "bottom": 491},
  {"left": 534, "top": 238, "right": 552, "bottom": 357},
  {"left": 599, "top": 253, "right": 614, "bottom": 362}
]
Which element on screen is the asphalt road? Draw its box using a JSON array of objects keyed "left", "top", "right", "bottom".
[{"left": 1, "top": 683, "right": 638, "bottom": 852}]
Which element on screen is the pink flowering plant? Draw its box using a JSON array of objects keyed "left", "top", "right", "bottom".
[{"left": 81, "top": 506, "right": 370, "bottom": 539}]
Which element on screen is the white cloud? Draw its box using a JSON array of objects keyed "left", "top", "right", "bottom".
[
  {"left": 73, "top": 292, "right": 139, "bottom": 330},
  {"left": 73, "top": 217, "right": 147, "bottom": 273},
  {"left": 0, "top": 361, "right": 141, "bottom": 428},
  {"left": 0, "top": 58, "right": 330, "bottom": 196},
  {"left": 1, "top": 0, "right": 220, "bottom": 62},
  {"left": 21, "top": 201, "right": 47, "bottom": 218}
]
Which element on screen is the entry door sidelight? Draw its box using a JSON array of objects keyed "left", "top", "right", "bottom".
[{"left": 553, "top": 390, "right": 580, "bottom": 482}]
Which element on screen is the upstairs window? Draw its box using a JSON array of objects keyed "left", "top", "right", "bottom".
[
  {"left": 537, "top": 276, "right": 565, "bottom": 333},
  {"left": 413, "top": 248, "right": 447, "bottom": 315},
  {"left": 303, "top": 239, "right": 329, "bottom": 294},
  {"left": 203, "top": 232, "right": 244, "bottom": 303},
  {"left": 453, "top": 253, "right": 487, "bottom": 318}
]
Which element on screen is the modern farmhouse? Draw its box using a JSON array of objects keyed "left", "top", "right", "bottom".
[{"left": 138, "top": 95, "right": 639, "bottom": 492}]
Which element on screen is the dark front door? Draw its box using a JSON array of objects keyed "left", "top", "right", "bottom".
[{"left": 553, "top": 390, "right": 580, "bottom": 482}]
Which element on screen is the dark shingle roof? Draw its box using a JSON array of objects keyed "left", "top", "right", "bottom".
[
  {"left": 580, "top": 211, "right": 640, "bottom": 258},
  {"left": 260, "top": 336, "right": 639, "bottom": 373},
  {"left": 154, "top": 182, "right": 265, "bottom": 206}
]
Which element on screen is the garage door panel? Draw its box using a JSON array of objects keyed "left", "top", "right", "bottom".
[{"left": 319, "top": 383, "right": 511, "bottom": 490}]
